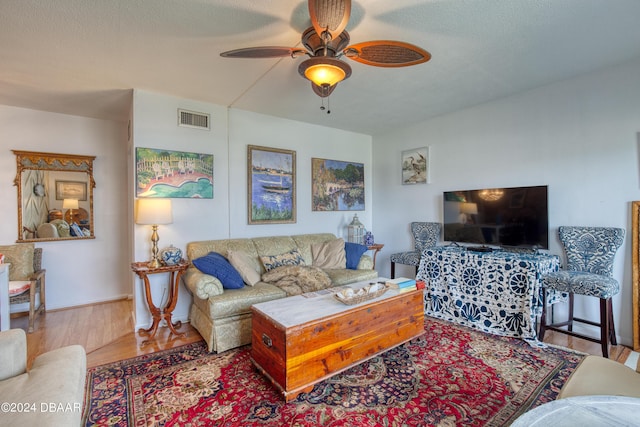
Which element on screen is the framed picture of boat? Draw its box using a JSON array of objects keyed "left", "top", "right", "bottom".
[
  {"left": 311, "top": 158, "right": 364, "bottom": 211},
  {"left": 248, "top": 145, "right": 296, "bottom": 224}
]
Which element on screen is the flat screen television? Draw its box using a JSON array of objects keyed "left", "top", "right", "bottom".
[{"left": 443, "top": 185, "right": 548, "bottom": 249}]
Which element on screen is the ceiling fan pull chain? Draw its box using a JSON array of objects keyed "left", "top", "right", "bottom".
[{"left": 319, "top": 93, "right": 330, "bottom": 114}]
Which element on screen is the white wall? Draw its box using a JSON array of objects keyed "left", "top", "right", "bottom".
[
  {"left": 131, "top": 92, "right": 373, "bottom": 328},
  {"left": 0, "top": 106, "right": 130, "bottom": 309},
  {"left": 228, "top": 109, "right": 373, "bottom": 238},
  {"left": 131, "top": 90, "right": 229, "bottom": 328},
  {"left": 372, "top": 58, "right": 640, "bottom": 346}
]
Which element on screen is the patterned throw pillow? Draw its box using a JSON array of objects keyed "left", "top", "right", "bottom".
[
  {"left": 260, "top": 249, "right": 306, "bottom": 272},
  {"left": 192, "top": 252, "right": 245, "bottom": 289}
]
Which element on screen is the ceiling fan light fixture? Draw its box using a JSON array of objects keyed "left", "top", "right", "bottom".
[{"left": 298, "top": 57, "right": 352, "bottom": 87}]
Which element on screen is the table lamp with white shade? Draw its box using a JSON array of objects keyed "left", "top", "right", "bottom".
[
  {"left": 135, "top": 198, "right": 173, "bottom": 268},
  {"left": 63, "top": 198, "right": 79, "bottom": 222}
]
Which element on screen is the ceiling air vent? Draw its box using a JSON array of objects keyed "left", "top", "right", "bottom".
[{"left": 178, "top": 109, "right": 210, "bottom": 130}]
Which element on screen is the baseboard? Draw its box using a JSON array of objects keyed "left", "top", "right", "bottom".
[{"left": 45, "top": 294, "right": 133, "bottom": 312}]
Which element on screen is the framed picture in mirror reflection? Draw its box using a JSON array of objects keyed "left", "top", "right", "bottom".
[{"left": 55, "top": 180, "right": 87, "bottom": 201}]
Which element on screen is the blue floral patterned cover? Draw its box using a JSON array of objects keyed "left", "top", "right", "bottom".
[
  {"left": 417, "top": 246, "right": 559, "bottom": 340},
  {"left": 541, "top": 226, "right": 624, "bottom": 299},
  {"left": 390, "top": 222, "right": 441, "bottom": 266}
]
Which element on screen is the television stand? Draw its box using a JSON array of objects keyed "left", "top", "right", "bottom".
[
  {"left": 467, "top": 246, "right": 493, "bottom": 253},
  {"left": 417, "top": 246, "right": 560, "bottom": 340}
]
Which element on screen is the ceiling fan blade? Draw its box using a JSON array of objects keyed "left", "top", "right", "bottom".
[
  {"left": 308, "top": 0, "right": 351, "bottom": 42},
  {"left": 343, "top": 41, "right": 431, "bottom": 67},
  {"left": 220, "top": 46, "right": 306, "bottom": 59}
]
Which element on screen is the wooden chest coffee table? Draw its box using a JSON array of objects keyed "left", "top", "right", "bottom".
[{"left": 250, "top": 280, "right": 424, "bottom": 401}]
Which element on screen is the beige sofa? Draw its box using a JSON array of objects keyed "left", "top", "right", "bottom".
[
  {"left": 0, "top": 329, "right": 86, "bottom": 426},
  {"left": 183, "top": 233, "right": 378, "bottom": 352}
]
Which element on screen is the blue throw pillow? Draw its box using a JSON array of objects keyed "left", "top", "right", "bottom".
[
  {"left": 344, "top": 242, "right": 368, "bottom": 270},
  {"left": 192, "top": 252, "right": 245, "bottom": 289}
]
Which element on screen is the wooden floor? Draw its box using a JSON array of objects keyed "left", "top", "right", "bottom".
[{"left": 12, "top": 299, "right": 631, "bottom": 369}]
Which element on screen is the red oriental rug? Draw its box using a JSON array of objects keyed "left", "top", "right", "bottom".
[{"left": 82, "top": 318, "right": 584, "bottom": 426}]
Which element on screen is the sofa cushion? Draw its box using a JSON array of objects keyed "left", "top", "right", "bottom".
[
  {"left": 260, "top": 249, "right": 306, "bottom": 272},
  {"left": 253, "top": 236, "right": 298, "bottom": 260},
  {"left": 193, "top": 282, "right": 286, "bottom": 319},
  {"left": 192, "top": 252, "right": 244, "bottom": 289},
  {"left": 50, "top": 219, "right": 71, "bottom": 238},
  {"left": 291, "top": 233, "right": 338, "bottom": 264},
  {"left": 0, "top": 243, "right": 34, "bottom": 281},
  {"left": 227, "top": 250, "right": 261, "bottom": 286},
  {"left": 311, "top": 238, "right": 346, "bottom": 269},
  {"left": 324, "top": 267, "right": 378, "bottom": 286},
  {"left": 345, "top": 242, "right": 369, "bottom": 269}
]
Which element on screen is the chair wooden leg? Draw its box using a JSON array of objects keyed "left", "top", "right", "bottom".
[
  {"left": 607, "top": 298, "right": 617, "bottom": 346},
  {"left": 538, "top": 288, "right": 548, "bottom": 341},
  {"left": 28, "top": 282, "right": 36, "bottom": 333},
  {"left": 40, "top": 275, "right": 46, "bottom": 311},
  {"left": 599, "top": 298, "right": 609, "bottom": 358},
  {"left": 391, "top": 262, "right": 396, "bottom": 279},
  {"left": 567, "top": 293, "right": 574, "bottom": 332}
]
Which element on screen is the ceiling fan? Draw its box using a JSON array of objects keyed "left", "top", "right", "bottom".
[{"left": 221, "top": 0, "right": 431, "bottom": 107}]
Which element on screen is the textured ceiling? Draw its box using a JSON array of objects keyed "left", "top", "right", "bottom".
[{"left": 1, "top": 0, "right": 640, "bottom": 135}]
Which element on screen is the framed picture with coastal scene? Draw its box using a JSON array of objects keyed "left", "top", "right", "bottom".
[
  {"left": 248, "top": 145, "right": 296, "bottom": 224},
  {"left": 135, "top": 147, "right": 213, "bottom": 198},
  {"left": 311, "top": 158, "right": 364, "bottom": 211},
  {"left": 401, "top": 146, "right": 430, "bottom": 185}
]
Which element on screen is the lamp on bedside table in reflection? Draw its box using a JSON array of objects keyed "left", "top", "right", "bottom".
[{"left": 63, "top": 198, "right": 78, "bottom": 222}]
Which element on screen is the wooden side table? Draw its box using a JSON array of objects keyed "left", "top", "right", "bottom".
[
  {"left": 367, "top": 243, "right": 384, "bottom": 269},
  {"left": 131, "top": 260, "right": 189, "bottom": 339}
]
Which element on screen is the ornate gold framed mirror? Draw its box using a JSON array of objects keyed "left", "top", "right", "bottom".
[
  {"left": 632, "top": 201, "right": 640, "bottom": 350},
  {"left": 13, "top": 150, "right": 96, "bottom": 242}
]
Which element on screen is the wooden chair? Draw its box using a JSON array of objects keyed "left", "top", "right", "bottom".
[{"left": 1, "top": 244, "right": 46, "bottom": 333}]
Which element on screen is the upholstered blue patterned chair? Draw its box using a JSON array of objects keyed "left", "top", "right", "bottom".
[
  {"left": 390, "top": 222, "right": 441, "bottom": 278},
  {"left": 539, "top": 226, "right": 624, "bottom": 358}
]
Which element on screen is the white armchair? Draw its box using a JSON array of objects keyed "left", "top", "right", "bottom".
[
  {"left": 559, "top": 355, "right": 640, "bottom": 398},
  {"left": 0, "top": 329, "right": 86, "bottom": 426}
]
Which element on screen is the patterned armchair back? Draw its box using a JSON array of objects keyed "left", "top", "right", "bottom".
[
  {"left": 411, "top": 222, "right": 442, "bottom": 253},
  {"left": 558, "top": 226, "right": 624, "bottom": 276}
]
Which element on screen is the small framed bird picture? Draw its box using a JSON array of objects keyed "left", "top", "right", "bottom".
[{"left": 401, "top": 147, "right": 430, "bottom": 185}]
